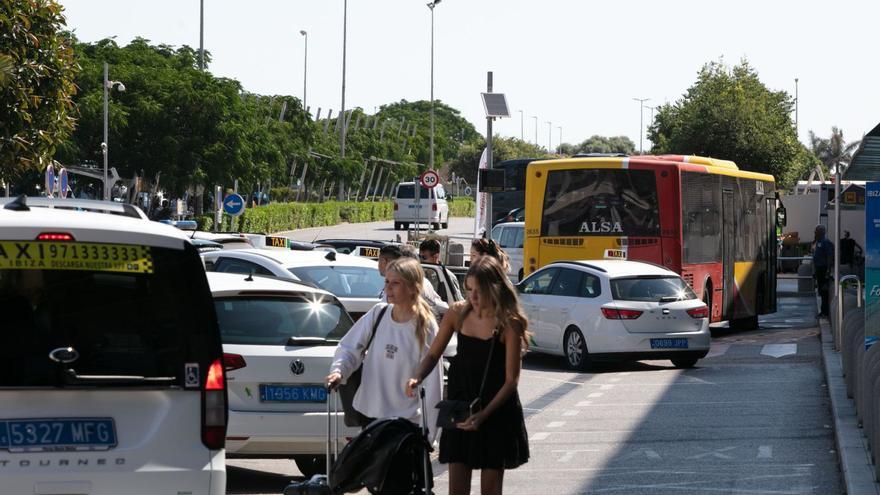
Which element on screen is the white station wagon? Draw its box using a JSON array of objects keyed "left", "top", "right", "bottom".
[
  {"left": 518, "top": 260, "right": 710, "bottom": 370},
  {"left": 207, "top": 272, "right": 357, "bottom": 477}
]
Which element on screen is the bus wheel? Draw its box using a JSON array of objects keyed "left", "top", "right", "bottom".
[
  {"left": 394, "top": 222, "right": 402, "bottom": 231},
  {"left": 564, "top": 327, "right": 590, "bottom": 371},
  {"left": 702, "top": 289, "right": 712, "bottom": 320},
  {"left": 730, "top": 314, "right": 759, "bottom": 330}
]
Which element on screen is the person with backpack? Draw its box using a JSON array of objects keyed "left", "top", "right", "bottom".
[{"left": 327, "top": 257, "right": 443, "bottom": 441}]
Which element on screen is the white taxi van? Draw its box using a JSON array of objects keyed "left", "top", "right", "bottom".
[{"left": 0, "top": 197, "right": 227, "bottom": 495}]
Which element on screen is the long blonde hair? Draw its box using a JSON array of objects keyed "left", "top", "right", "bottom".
[
  {"left": 464, "top": 256, "right": 530, "bottom": 350},
  {"left": 386, "top": 257, "right": 434, "bottom": 348}
]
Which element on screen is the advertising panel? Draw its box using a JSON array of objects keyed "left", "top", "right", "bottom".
[{"left": 865, "top": 182, "right": 880, "bottom": 349}]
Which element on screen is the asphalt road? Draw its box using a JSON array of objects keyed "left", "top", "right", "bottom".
[{"left": 228, "top": 291, "right": 841, "bottom": 494}]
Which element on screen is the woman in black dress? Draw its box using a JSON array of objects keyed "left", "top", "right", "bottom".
[{"left": 407, "top": 256, "right": 530, "bottom": 494}]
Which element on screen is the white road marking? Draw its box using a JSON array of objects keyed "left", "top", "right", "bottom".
[
  {"left": 600, "top": 384, "right": 615, "bottom": 390},
  {"left": 530, "top": 432, "right": 550, "bottom": 441},
  {"left": 761, "top": 344, "right": 797, "bottom": 358},
  {"left": 687, "top": 446, "right": 737, "bottom": 459},
  {"left": 619, "top": 448, "right": 662, "bottom": 460},
  {"left": 705, "top": 343, "right": 730, "bottom": 358},
  {"left": 576, "top": 400, "right": 592, "bottom": 407},
  {"left": 758, "top": 445, "right": 773, "bottom": 459},
  {"left": 563, "top": 410, "right": 579, "bottom": 417},
  {"left": 547, "top": 421, "right": 565, "bottom": 428},
  {"left": 553, "top": 449, "right": 600, "bottom": 463},
  {"left": 588, "top": 392, "right": 603, "bottom": 398}
]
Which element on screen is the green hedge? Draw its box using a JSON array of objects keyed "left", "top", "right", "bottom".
[{"left": 196, "top": 198, "right": 475, "bottom": 232}]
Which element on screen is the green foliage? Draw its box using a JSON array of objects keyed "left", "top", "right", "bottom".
[
  {"left": 573, "top": 135, "right": 635, "bottom": 155},
  {"left": 196, "top": 197, "right": 474, "bottom": 232},
  {"left": 0, "top": 0, "right": 79, "bottom": 181},
  {"left": 448, "top": 137, "right": 550, "bottom": 183},
  {"left": 809, "top": 126, "right": 860, "bottom": 173},
  {"left": 647, "top": 59, "right": 801, "bottom": 179},
  {"left": 57, "top": 38, "right": 313, "bottom": 194}
]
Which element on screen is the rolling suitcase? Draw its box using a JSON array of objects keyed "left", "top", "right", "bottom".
[{"left": 283, "top": 388, "right": 340, "bottom": 495}]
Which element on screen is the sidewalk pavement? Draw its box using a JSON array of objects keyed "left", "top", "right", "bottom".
[{"left": 819, "top": 315, "right": 880, "bottom": 494}]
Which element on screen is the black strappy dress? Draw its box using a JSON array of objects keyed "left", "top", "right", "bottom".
[{"left": 438, "top": 330, "right": 529, "bottom": 469}]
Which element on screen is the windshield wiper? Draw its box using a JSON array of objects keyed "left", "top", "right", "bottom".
[
  {"left": 287, "top": 336, "right": 337, "bottom": 347},
  {"left": 63, "top": 369, "right": 177, "bottom": 386},
  {"left": 659, "top": 296, "right": 680, "bottom": 303}
]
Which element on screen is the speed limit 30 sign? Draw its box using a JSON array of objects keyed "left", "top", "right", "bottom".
[{"left": 420, "top": 170, "right": 440, "bottom": 189}]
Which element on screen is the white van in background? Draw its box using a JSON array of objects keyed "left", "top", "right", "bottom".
[{"left": 393, "top": 181, "right": 450, "bottom": 231}]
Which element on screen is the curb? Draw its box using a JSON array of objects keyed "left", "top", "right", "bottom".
[{"left": 820, "top": 317, "right": 880, "bottom": 494}]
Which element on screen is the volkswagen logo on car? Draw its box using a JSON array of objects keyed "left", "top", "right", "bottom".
[{"left": 290, "top": 360, "right": 305, "bottom": 375}]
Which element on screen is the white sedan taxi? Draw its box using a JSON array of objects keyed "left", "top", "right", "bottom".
[
  {"left": 207, "top": 272, "right": 358, "bottom": 477},
  {"left": 518, "top": 260, "right": 710, "bottom": 370}
]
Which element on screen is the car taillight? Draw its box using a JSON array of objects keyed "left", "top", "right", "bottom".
[
  {"left": 393, "top": 202, "right": 398, "bottom": 210},
  {"left": 432, "top": 203, "right": 437, "bottom": 211},
  {"left": 36, "top": 232, "right": 74, "bottom": 241},
  {"left": 601, "top": 308, "right": 643, "bottom": 320},
  {"left": 202, "top": 358, "right": 227, "bottom": 450},
  {"left": 687, "top": 306, "right": 709, "bottom": 319},
  {"left": 223, "top": 353, "right": 247, "bottom": 372}
]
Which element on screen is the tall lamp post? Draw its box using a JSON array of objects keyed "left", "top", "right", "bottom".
[
  {"left": 427, "top": 0, "right": 441, "bottom": 171},
  {"left": 632, "top": 97, "right": 650, "bottom": 154},
  {"left": 532, "top": 116, "right": 538, "bottom": 147},
  {"left": 558, "top": 126, "right": 562, "bottom": 150},
  {"left": 337, "top": 0, "right": 348, "bottom": 201},
  {"left": 546, "top": 121, "right": 552, "bottom": 153},
  {"left": 102, "top": 62, "right": 125, "bottom": 201},
  {"left": 199, "top": 0, "right": 204, "bottom": 70},
  {"left": 300, "top": 30, "right": 308, "bottom": 111},
  {"left": 518, "top": 110, "right": 524, "bottom": 141},
  {"left": 794, "top": 78, "right": 799, "bottom": 139}
]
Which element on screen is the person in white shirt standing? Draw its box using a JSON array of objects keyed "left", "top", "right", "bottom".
[
  {"left": 327, "top": 256, "right": 444, "bottom": 442},
  {"left": 377, "top": 244, "right": 449, "bottom": 319}
]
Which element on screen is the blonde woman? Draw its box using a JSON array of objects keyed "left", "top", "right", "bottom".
[
  {"left": 407, "top": 257, "right": 530, "bottom": 495},
  {"left": 327, "top": 257, "right": 443, "bottom": 441}
]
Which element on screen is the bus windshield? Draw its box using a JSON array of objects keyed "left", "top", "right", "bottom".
[{"left": 541, "top": 168, "right": 659, "bottom": 237}]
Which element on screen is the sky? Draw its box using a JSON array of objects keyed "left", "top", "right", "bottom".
[{"left": 59, "top": 0, "right": 880, "bottom": 153}]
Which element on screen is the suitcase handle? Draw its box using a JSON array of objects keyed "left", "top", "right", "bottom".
[{"left": 326, "top": 386, "right": 339, "bottom": 475}]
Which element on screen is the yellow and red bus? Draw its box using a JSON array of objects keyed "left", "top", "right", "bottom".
[{"left": 523, "top": 155, "right": 777, "bottom": 328}]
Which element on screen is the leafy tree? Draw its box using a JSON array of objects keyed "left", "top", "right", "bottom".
[
  {"left": 647, "top": 59, "right": 801, "bottom": 181},
  {"left": 448, "top": 136, "right": 549, "bottom": 184},
  {"left": 574, "top": 135, "right": 635, "bottom": 155},
  {"left": 57, "top": 38, "right": 313, "bottom": 196},
  {"left": 808, "top": 126, "right": 860, "bottom": 174},
  {"left": 0, "top": 0, "right": 79, "bottom": 183}
]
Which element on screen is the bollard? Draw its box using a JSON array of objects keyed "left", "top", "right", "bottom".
[{"left": 797, "top": 261, "right": 814, "bottom": 293}]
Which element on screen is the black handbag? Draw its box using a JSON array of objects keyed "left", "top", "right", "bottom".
[
  {"left": 435, "top": 329, "right": 497, "bottom": 429},
  {"left": 338, "top": 305, "right": 389, "bottom": 427}
]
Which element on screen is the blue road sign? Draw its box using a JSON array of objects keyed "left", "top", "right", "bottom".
[
  {"left": 59, "top": 168, "right": 69, "bottom": 199},
  {"left": 223, "top": 193, "right": 245, "bottom": 216},
  {"left": 45, "top": 165, "right": 55, "bottom": 196}
]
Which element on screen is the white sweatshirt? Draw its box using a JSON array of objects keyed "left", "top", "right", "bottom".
[{"left": 330, "top": 303, "right": 443, "bottom": 442}]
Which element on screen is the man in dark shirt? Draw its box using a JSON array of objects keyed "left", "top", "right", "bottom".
[
  {"left": 813, "top": 225, "right": 834, "bottom": 317},
  {"left": 840, "top": 230, "right": 862, "bottom": 267}
]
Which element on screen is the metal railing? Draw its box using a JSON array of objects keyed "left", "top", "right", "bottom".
[{"left": 837, "top": 275, "right": 863, "bottom": 351}]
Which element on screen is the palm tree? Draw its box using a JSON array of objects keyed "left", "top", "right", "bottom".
[{"left": 809, "top": 126, "right": 861, "bottom": 174}]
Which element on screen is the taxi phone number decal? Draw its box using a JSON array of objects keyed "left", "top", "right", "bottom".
[{"left": 0, "top": 241, "right": 153, "bottom": 274}]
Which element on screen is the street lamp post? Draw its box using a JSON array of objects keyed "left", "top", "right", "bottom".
[
  {"left": 794, "top": 78, "right": 799, "bottom": 138},
  {"left": 300, "top": 30, "right": 308, "bottom": 111},
  {"left": 558, "top": 126, "right": 562, "bottom": 150},
  {"left": 102, "top": 62, "right": 125, "bottom": 201},
  {"left": 518, "top": 110, "right": 524, "bottom": 141},
  {"left": 632, "top": 97, "right": 650, "bottom": 154},
  {"left": 427, "top": 0, "right": 441, "bottom": 171},
  {"left": 532, "top": 116, "right": 538, "bottom": 147},
  {"left": 199, "top": 0, "right": 204, "bottom": 70},
  {"left": 337, "top": 0, "right": 349, "bottom": 200},
  {"left": 546, "top": 121, "right": 552, "bottom": 153}
]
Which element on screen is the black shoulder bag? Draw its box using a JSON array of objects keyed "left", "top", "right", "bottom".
[
  {"left": 338, "top": 304, "right": 389, "bottom": 427},
  {"left": 435, "top": 329, "right": 497, "bottom": 429}
]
